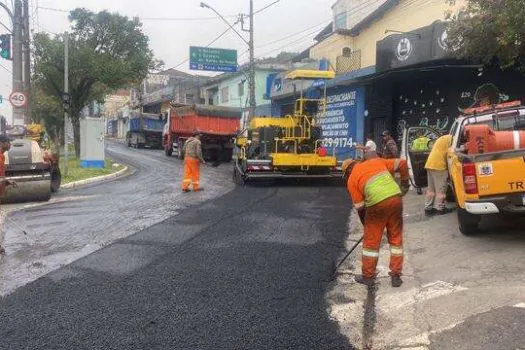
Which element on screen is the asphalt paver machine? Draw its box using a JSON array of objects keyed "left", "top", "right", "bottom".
[{"left": 233, "top": 69, "right": 343, "bottom": 184}]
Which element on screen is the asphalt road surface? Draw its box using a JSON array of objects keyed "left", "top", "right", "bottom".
[
  {"left": 0, "top": 140, "right": 234, "bottom": 295},
  {"left": 0, "top": 140, "right": 355, "bottom": 349}
]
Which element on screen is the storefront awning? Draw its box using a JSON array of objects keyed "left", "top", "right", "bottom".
[
  {"left": 285, "top": 70, "right": 335, "bottom": 80},
  {"left": 336, "top": 62, "right": 483, "bottom": 87}
]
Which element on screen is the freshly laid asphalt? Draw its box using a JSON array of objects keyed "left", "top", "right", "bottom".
[{"left": 0, "top": 181, "right": 354, "bottom": 349}]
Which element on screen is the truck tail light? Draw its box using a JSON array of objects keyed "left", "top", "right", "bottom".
[{"left": 462, "top": 162, "right": 478, "bottom": 194}]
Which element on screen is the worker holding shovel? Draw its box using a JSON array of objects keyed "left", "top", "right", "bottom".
[
  {"left": 181, "top": 133, "right": 206, "bottom": 193},
  {"left": 342, "top": 156, "right": 409, "bottom": 287},
  {"left": 0, "top": 135, "right": 17, "bottom": 255}
]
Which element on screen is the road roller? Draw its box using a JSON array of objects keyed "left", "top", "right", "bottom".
[{"left": 1, "top": 123, "right": 61, "bottom": 204}]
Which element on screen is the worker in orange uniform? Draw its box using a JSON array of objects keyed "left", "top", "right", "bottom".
[
  {"left": 0, "top": 135, "right": 16, "bottom": 255},
  {"left": 343, "top": 156, "right": 410, "bottom": 287},
  {"left": 424, "top": 134, "right": 453, "bottom": 216},
  {"left": 181, "top": 134, "right": 205, "bottom": 193},
  {"left": 380, "top": 130, "right": 399, "bottom": 159}
]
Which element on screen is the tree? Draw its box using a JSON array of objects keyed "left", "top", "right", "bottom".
[
  {"left": 31, "top": 85, "right": 63, "bottom": 154},
  {"left": 446, "top": 0, "right": 525, "bottom": 70},
  {"left": 33, "top": 8, "right": 159, "bottom": 157},
  {"left": 255, "top": 51, "right": 299, "bottom": 64}
]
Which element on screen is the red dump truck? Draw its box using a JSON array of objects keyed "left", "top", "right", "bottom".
[{"left": 163, "top": 104, "right": 242, "bottom": 162}]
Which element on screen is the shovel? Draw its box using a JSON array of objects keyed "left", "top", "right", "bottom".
[{"left": 330, "top": 235, "right": 364, "bottom": 280}]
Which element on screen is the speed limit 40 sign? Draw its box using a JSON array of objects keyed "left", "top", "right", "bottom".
[{"left": 9, "top": 91, "right": 28, "bottom": 108}]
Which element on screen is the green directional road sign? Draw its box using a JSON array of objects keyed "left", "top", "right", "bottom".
[{"left": 189, "top": 46, "right": 238, "bottom": 73}]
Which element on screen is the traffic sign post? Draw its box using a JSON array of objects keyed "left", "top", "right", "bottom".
[
  {"left": 9, "top": 91, "right": 27, "bottom": 108},
  {"left": 189, "top": 46, "right": 238, "bottom": 73}
]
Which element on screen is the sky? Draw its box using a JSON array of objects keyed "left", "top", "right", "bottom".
[{"left": 0, "top": 0, "right": 334, "bottom": 123}]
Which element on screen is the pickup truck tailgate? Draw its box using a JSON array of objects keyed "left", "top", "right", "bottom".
[{"left": 476, "top": 157, "right": 525, "bottom": 196}]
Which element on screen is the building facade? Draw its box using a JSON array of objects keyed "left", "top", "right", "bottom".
[
  {"left": 138, "top": 69, "right": 208, "bottom": 116},
  {"left": 268, "top": 0, "right": 525, "bottom": 158},
  {"left": 202, "top": 67, "right": 284, "bottom": 128}
]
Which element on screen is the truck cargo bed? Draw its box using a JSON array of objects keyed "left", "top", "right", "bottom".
[{"left": 170, "top": 105, "right": 241, "bottom": 136}]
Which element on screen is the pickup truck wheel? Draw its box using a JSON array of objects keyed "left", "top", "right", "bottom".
[{"left": 457, "top": 208, "right": 480, "bottom": 235}]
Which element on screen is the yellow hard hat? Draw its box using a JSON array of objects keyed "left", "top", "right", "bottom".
[{"left": 341, "top": 159, "right": 356, "bottom": 174}]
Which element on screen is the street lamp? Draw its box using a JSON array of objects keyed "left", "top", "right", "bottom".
[{"left": 200, "top": 1, "right": 256, "bottom": 121}]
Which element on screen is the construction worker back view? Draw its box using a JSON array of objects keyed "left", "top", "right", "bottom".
[
  {"left": 181, "top": 134, "right": 205, "bottom": 193},
  {"left": 343, "top": 157, "right": 409, "bottom": 287},
  {"left": 424, "top": 134, "right": 453, "bottom": 215}
]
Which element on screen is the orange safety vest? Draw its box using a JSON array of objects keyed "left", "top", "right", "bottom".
[{"left": 347, "top": 158, "right": 409, "bottom": 209}]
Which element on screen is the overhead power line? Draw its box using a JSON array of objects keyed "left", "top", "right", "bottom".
[
  {"left": 38, "top": 1, "right": 281, "bottom": 20},
  {"left": 241, "top": 0, "right": 430, "bottom": 63},
  {"left": 253, "top": 0, "right": 281, "bottom": 15},
  {"left": 170, "top": 25, "right": 236, "bottom": 70},
  {"left": 37, "top": 5, "right": 238, "bottom": 21}
]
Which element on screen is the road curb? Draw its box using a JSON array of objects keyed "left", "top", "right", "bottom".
[{"left": 61, "top": 165, "right": 130, "bottom": 190}]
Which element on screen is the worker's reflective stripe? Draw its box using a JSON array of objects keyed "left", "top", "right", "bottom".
[
  {"left": 390, "top": 246, "right": 403, "bottom": 256},
  {"left": 364, "top": 171, "right": 401, "bottom": 207},
  {"left": 393, "top": 159, "right": 400, "bottom": 172},
  {"left": 182, "top": 179, "right": 191, "bottom": 183},
  {"left": 193, "top": 182, "right": 199, "bottom": 185},
  {"left": 514, "top": 131, "right": 520, "bottom": 150},
  {"left": 354, "top": 201, "right": 365, "bottom": 209},
  {"left": 363, "top": 248, "right": 379, "bottom": 258}
]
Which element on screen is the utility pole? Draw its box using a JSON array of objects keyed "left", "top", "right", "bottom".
[
  {"left": 22, "top": 0, "right": 31, "bottom": 124},
  {"left": 248, "top": 0, "right": 256, "bottom": 121},
  {"left": 12, "top": 0, "right": 23, "bottom": 125},
  {"left": 201, "top": 1, "right": 257, "bottom": 121},
  {"left": 64, "top": 32, "right": 69, "bottom": 176}
]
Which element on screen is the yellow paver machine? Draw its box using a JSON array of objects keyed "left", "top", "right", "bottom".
[{"left": 233, "top": 69, "right": 343, "bottom": 184}]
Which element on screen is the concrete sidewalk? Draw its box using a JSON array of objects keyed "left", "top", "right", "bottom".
[
  {"left": 328, "top": 190, "right": 525, "bottom": 349},
  {"left": 327, "top": 190, "right": 429, "bottom": 349}
]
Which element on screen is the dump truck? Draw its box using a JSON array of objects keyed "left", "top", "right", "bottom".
[
  {"left": 403, "top": 100, "right": 525, "bottom": 235},
  {"left": 126, "top": 112, "right": 164, "bottom": 149},
  {"left": 233, "top": 70, "right": 342, "bottom": 184},
  {"left": 163, "top": 104, "right": 242, "bottom": 162},
  {"left": 2, "top": 122, "right": 61, "bottom": 203}
]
